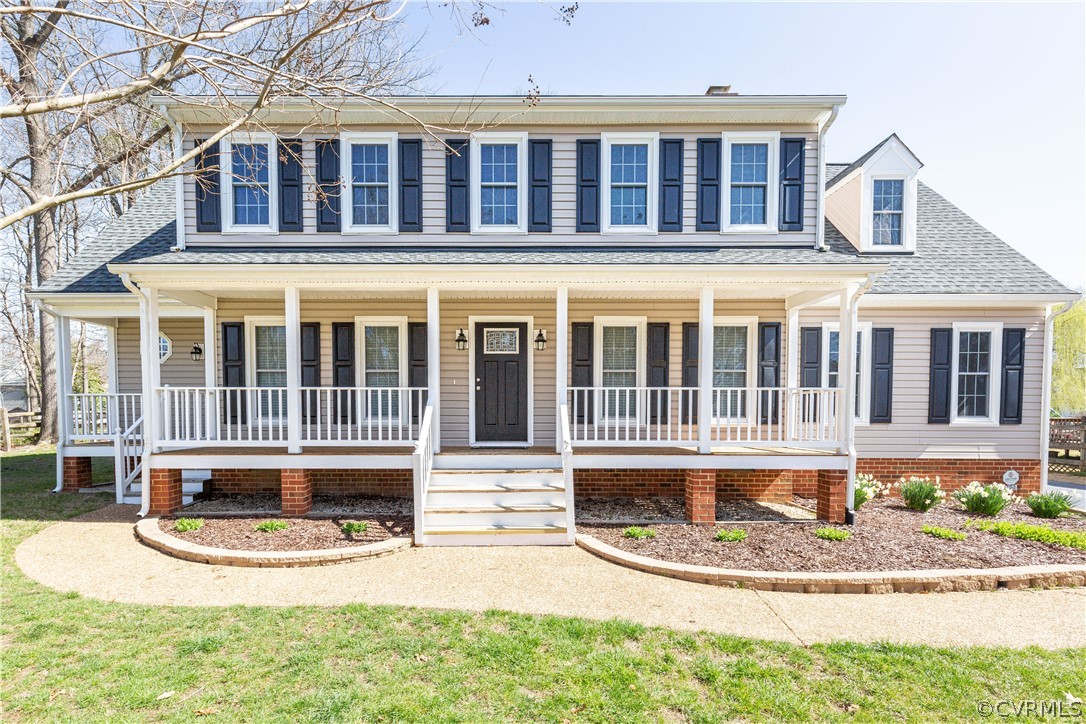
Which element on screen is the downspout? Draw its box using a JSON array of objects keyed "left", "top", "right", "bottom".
[
  {"left": 1040, "top": 300, "right": 1076, "bottom": 493},
  {"left": 158, "top": 105, "right": 185, "bottom": 252},
  {"left": 845, "top": 272, "right": 877, "bottom": 522},
  {"left": 815, "top": 104, "right": 842, "bottom": 252},
  {"left": 120, "top": 273, "right": 152, "bottom": 517}
]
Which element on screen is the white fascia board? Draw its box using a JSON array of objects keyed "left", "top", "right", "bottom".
[
  {"left": 26, "top": 292, "right": 206, "bottom": 318},
  {"left": 811, "top": 293, "right": 1081, "bottom": 308}
]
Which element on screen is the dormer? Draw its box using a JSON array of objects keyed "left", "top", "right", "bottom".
[{"left": 825, "top": 134, "right": 923, "bottom": 253}]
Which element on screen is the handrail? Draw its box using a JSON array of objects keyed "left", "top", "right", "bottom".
[
  {"left": 412, "top": 403, "right": 435, "bottom": 544},
  {"left": 113, "top": 415, "right": 144, "bottom": 504},
  {"left": 69, "top": 392, "right": 142, "bottom": 439},
  {"left": 559, "top": 403, "right": 575, "bottom": 544}
]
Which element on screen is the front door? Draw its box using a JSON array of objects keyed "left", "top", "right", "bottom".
[{"left": 474, "top": 322, "right": 529, "bottom": 443}]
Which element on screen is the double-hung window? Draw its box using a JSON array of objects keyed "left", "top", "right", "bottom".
[
  {"left": 357, "top": 317, "right": 407, "bottom": 419},
  {"left": 713, "top": 318, "right": 757, "bottom": 418},
  {"left": 872, "top": 179, "right": 904, "bottom": 246},
  {"left": 722, "top": 132, "right": 779, "bottom": 233},
  {"left": 823, "top": 322, "right": 872, "bottom": 422},
  {"left": 341, "top": 133, "right": 397, "bottom": 233},
  {"left": 471, "top": 132, "right": 527, "bottom": 233},
  {"left": 951, "top": 322, "right": 1002, "bottom": 424},
  {"left": 595, "top": 317, "right": 646, "bottom": 420},
  {"left": 601, "top": 133, "right": 657, "bottom": 233},
  {"left": 222, "top": 133, "right": 277, "bottom": 233},
  {"left": 246, "top": 318, "right": 287, "bottom": 418}
]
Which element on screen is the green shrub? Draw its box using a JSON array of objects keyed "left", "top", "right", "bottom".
[
  {"left": 922, "top": 525, "right": 967, "bottom": 541},
  {"left": 896, "top": 476, "right": 946, "bottom": 512},
  {"left": 951, "top": 481, "right": 1016, "bottom": 516},
  {"left": 967, "top": 520, "right": 1086, "bottom": 550},
  {"left": 341, "top": 521, "right": 369, "bottom": 535},
  {"left": 714, "top": 528, "right": 747, "bottom": 542},
  {"left": 623, "top": 526, "right": 656, "bottom": 540},
  {"left": 852, "top": 473, "right": 888, "bottom": 510},
  {"left": 815, "top": 527, "right": 850, "bottom": 542},
  {"left": 254, "top": 519, "right": 289, "bottom": 533},
  {"left": 1026, "top": 492, "right": 1075, "bottom": 519},
  {"left": 173, "top": 517, "right": 204, "bottom": 533}
]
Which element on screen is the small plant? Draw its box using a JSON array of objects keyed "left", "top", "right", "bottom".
[
  {"left": 922, "top": 525, "right": 967, "bottom": 541},
  {"left": 967, "top": 520, "right": 1086, "bottom": 550},
  {"left": 173, "top": 517, "right": 204, "bottom": 533},
  {"left": 714, "top": 528, "right": 748, "bottom": 543},
  {"left": 896, "top": 476, "right": 946, "bottom": 512},
  {"left": 254, "top": 519, "right": 290, "bottom": 533},
  {"left": 815, "top": 527, "right": 850, "bottom": 542},
  {"left": 341, "top": 521, "right": 369, "bottom": 535},
  {"left": 1026, "top": 492, "right": 1075, "bottom": 519},
  {"left": 852, "top": 474, "right": 889, "bottom": 510},
  {"left": 623, "top": 526, "right": 656, "bottom": 540},
  {"left": 951, "top": 481, "right": 1016, "bottom": 516}
]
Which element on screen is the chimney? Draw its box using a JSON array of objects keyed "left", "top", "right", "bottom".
[{"left": 705, "top": 85, "right": 735, "bottom": 96}]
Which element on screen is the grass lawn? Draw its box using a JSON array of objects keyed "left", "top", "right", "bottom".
[{"left": 3, "top": 448, "right": 1084, "bottom": 722}]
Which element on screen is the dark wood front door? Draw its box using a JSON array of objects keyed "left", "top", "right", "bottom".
[{"left": 474, "top": 322, "right": 529, "bottom": 443}]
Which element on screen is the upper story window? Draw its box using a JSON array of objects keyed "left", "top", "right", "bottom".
[
  {"left": 823, "top": 322, "right": 873, "bottom": 422},
  {"left": 722, "top": 132, "right": 779, "bottom": 234},
  {"left": 222, "top": 133, "right": 277, "bottom": 233},
  {"left": 951, "top": 322, "right": 1002, "bottom": 424},
  {"left": 341, "top": 132, "right": 398, "bottom": 234},
  {"left": 872, "top": 179, "right": 904, "bottom": 246},
  {"left": 601, "top": 133, "right": 657, "bottom": 234},
  {"left": 471, "top": 132, "right": 527, "bottom": 233}
]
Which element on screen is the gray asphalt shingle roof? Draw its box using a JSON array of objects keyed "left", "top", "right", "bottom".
[{"left": 36, "top": 158, "right": 1073, "bottom": 297}]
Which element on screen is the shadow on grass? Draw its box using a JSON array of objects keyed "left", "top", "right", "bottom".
[{"left": 1, "top": 447, "right": 113, "bottom": 524}]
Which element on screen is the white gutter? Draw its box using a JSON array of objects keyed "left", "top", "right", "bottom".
[
  {"left": 157, "top": 105, "right": 185, "bottom": 252},
  {"left": 1040, "top": 300, "right": 1077, "bottom": 493},
  {"left": 816, "top": 104, "right": 842, "bottom": 252},
  {"left": 120, "top": 273, "right": 152, "bottom": 517},
  {"left": 845, "top": 273, "right": 877, "bottom": 520}
]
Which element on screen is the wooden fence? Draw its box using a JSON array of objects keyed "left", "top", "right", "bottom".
[
  {"left": 0, "top": 408, "right": 41, "bottom": 452},
  {"left": 1050, "top": 416, "right": 1086, "bottom": 474}
]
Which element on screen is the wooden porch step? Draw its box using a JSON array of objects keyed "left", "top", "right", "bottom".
[
  {"left": 424, "top": 524, "right": 567, "bottom": 536},
  {"left": 427, "top": 483, "right": 565, "bottom": 494},
  {"left": 425, "top": 504, "right": 565, "bottom": 514}
]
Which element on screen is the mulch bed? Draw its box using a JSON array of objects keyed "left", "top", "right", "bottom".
[
  {"left": 575, "top": 497, "right": 814, "bottom": 522},
  {"left": 184, "top": 494, "right": 412, "bottom": 516},
  {"left": 159, "top": 515, "right": 412, "bottom": 552},
  {"left": 580, "top": 498, "right": 1086, "bottom": 573}
]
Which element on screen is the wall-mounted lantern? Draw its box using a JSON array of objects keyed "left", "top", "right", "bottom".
[
  {"left": 190, "top": 342, "right": 204, "bottom": 362},
  {"left": 534, "top": 329, "right": 547, "bottom": 351},
  {"left": 454, "top": 328, "right": 469, "bottom": 351}
]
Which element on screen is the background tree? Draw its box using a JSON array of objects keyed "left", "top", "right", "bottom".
[{"left": 1052, "top": 298, "right": 1086, "bottom": 416}]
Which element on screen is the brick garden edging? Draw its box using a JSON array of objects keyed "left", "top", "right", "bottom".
[
  {"left": 135, "top": 517, "right": 411, "bottom": 568},
  {"left": 576, "top": 535, "right": 1086, "bottom": 594}
]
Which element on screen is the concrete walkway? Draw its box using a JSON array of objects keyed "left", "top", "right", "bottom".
[{"left": 15, "top": 505, "right": 1086, "bottom": 650}]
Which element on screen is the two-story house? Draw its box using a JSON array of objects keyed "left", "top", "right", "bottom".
[{"left": 30, "top": 89, "right": 1077, "bottom": 545}]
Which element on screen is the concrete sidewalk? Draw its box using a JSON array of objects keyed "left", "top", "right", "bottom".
[{"left": 15, "top": 505, "right": 1086, "bottom": 649}]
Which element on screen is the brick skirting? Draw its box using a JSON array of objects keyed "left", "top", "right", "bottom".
[
  {"left": 573, "top": 469, "right": 684, "bottom": 497},
  {"left": 209, "top": 468, "right": 412, "bottom": 497},
  {"left": 856, "top": 459, "right": 1042, "bottom": 496},
  {"left": 61, "top": 456, "right": 93, "bottom": 492},
  {"left": 149, "top": 468, "right": 183, "bottom": 515},
  {"left": 280, "top": 469, "right": 312, "bottom": 516}
]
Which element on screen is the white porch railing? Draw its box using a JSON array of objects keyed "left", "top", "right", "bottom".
[
  {"left": 412, "top": 403, "right": 435, "bottom": 544},
  {"left": 709, "top": 387, "right": 842, "bottom": 447},
  {"left": 300, "top": 387, "right": 427, "bottom": 445},
  {"left": 568, "top": 386, "right": 699, "bottom": 445},
  {"left": 68, "top": 393, "right": 142, "bottom": 440}
]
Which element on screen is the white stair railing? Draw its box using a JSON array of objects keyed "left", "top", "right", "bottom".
[
  {"left": 113, "top": 416, "right": 144, "bottom": 503},
  {"left": 559, "top": 403, "right": 576, "bottom": 543},
  {"left": 412, "top": 404, "right": 435, "bottom": 544}
]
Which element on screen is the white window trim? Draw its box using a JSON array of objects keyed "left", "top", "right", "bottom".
[
  {"left": 722, "top": 131, "right": 780, "bottom": 234},
  {"left": 470, "top": 132, "right": 528, "bottom": 234},
  {"left": 711, "top": 316, "right": 758, "bottom": 422},
  {"left": 822, "top": 321, "right": 873, "bottom": 425},
  {"left": 593, "top": 316, "right": 647, "bottom": 422},
  {"left": 950, "top": 321, "right": 1003, "bottom": 426},
  {"left": 600, "top": 132, "right": 659, "bottom": 235},
  {"left": 354, "top": 317, "right": 408, "bottom": 420},
  {"left": 244, "top": 315, "right": 287, "bottom": 390},
  {"left": 158, "top": 333, "right": 173, "bottom": 363},
  {"left": 340, "top": 131, "right": 399, "bottom": 235},
  {"left": 862, "top": 173, "right": 916, "bottom": 252},
  {"left": 220, "top": 132, "right": 278, "bottom": 234}
]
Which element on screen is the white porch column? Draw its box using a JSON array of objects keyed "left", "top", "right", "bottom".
[
  {"left": 105, "top": 321, "right": 119, "bottom": 433},
  {"left": 555, "top": 286, "right": 569, "bottom": 452},
  {"left": 785, "top": 307, "right": 800, "bottom": 389},
  {"left": 202, "top": 308, "right": 216, "bottom": 389},
  {"left": 52, "top": 314, "right": 72, "bottom": 492},
  {"left": 427, "top": 287, "right": 441, "bottom": 453},
  {"left": 838, "top": 285, "right": 859, "bottom": 509},
  {"left": 698, "top": 287, "right": 714, "bottom": 454},
  {"left": 146, "top": 287, "right": 162, "bottom": 453},
  {"left": 285, "top": 287, "right": 302, "bottom": 453}
]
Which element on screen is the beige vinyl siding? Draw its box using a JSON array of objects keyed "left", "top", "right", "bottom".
[
  {"left": 825, "top": 172, "right": 861, "bottom": 247},
  {"left": 182, "top": 125, "right": 819, "bottom": 247},
  {"left": 798, "top": 306, "right": 1045, "bottom": 460},
  {"left": 115, "top": 317, "right": 206, "bottom": 393}
]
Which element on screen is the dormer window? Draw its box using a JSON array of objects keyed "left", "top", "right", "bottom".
[
  {"left": 722, "top": 131, "right": 779, "bottom": 234},
  {"left": 221, "top": 133, "right": 277, "bottom": 233},
  {"left": 471, "top": 132, "right": 527, "bottom": 233},
  {"left": 601, "top": 132, "right": 658, "bottom": 234},
  {"left": 872, "top": 179, "right": 904, "bottom": 246},
  {"left": 341, "top": 132, "right": 398, "bottom": 234}
]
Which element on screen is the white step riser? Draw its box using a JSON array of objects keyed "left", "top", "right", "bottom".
[
  {"left": 430, "top": 471, "right": 564, "bottom": 486},
  {"left": 432, "top": 455, "right": 562, "bottom": 470},
  {"left": 424, "top": 510, "right": 566, "bottom": 527},
  {"left": 420, "top": 533, "right": 569, "bottom": 547},
  {"left": 425, "top": 490, "right": 566, "bottom": 508}
]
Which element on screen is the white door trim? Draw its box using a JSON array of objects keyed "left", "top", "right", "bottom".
[{"left": 468, "top": 314, "right": 535, "bottom": 447}]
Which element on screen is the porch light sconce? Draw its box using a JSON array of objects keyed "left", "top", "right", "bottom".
[
  {"left": 190, "top": 343, "right": 204, "bottom": 362},
  {"left": 534, "top": 329, "right": 547, "bottom": 351},
  {"left": 454, "top": 328, "right": 469, "bottom": 351}
]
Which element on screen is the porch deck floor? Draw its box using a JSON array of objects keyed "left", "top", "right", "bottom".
[{"left": 151, "top": 444, "right": 837, "bottom": 457}]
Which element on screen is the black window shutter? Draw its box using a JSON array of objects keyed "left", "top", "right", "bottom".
[
  {"left": 658, "top": 139, "right": 683, "bottom": 232},
  {"left": 1000, "top": 328, "right": 1026, "bottom": 424},
  {"left": 758, "top": 322, "right": 782, "bottom": 423},
  {"left": 928, "top": 328, "right": 953, "bottom": 424},
  {"left": 870, "top": 328, "right": 894, "bottom": 423},
  {"left": 571, "top": 322, "right": 593, "bottom": 421},
  {"left": 445, "top": 140, "right": 469, "bottom": 232},
  {"left": 221, "top": 322, "right": 245, "bottom": 423},
  {"left": 696, "top": 138, "right": 721, "bottom": 231},
  {"left": 799, "top": 327, "right": 822, "bottom": 388},
  {"left": 408, "top": 322, "right": 428, "bottom": 422},
  {"left": 278, "top": 139, "right": 304, "bottom": 232},
  {"left": 399, "top": 139, "right": 423, "bottom": 233},
  {"left": 682, "top": 322, "right": 699, "bottom": 423},
  {"left": 646, "top": 322, "right": 670, "bottom": 423},
  {"left": 528, "top": 139, "right": 552, "bottom": 232},
  {"left": 778, "top": 138, "right": 805, "bottom": 232},
  {"left": 576, "top": 139, "right": 600, "bottom": 232},
  {"left": 332, "top": 322, "right": 355, "bottom": 423},
  {"left": 300, "top": 322, "right": 320, "bottom": 421},
  {"left": 315, "top": 139, "right": 341, "bottom": 232},
  {"left": 195, "top": 140, "right": 221, "bottom": 232}
]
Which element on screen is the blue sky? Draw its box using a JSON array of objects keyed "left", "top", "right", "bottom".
[{"left": 402, "top": 1, "right": 1085, "bottom": 290}]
